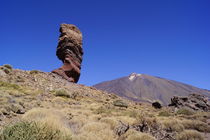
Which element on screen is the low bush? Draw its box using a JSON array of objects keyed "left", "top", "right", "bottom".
[
  {"left": 158, "top": 111, "right": 171, "bottom": 117},
  {"left": 0, "top": 121, "right": 72, "bottom": 140},
  {"left": 75, "top": 122, "right": 114, "bottom": 140},
  {"left": 181, "top": 120, "right": 210, "bottom": 132},
  {"left": 176, "top": 130, "right": 203, "bottom": 140},
  {"left": 0, "top": 81, "right": 21, "bottom": 90},
  {"left": 162, "top": 119, "right": 184, "bottom": 132},
  {"left": 29, "top": 70, "right": 40, "bottom": 74},
  {"left": 94, "top": 106, "right": 111, "bottom": 115},
  {"left": 3, "top": 64, "right": 12, "bottom": 69},
  {"left": 123, "top": 129, "right": 155, "bottom": 140},
  {"left": 176, "top": 108, "right": 195, "bottom": 116},
  {"left": 113, "top": 100, "right": 128, "bottom": 108},
  {"left": 55, "top": 89, "right": 70, "bottom": 98}
]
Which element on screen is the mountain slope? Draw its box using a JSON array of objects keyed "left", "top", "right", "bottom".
[{"left": 93, "top": 73, "right": 210, "bottom": 105}]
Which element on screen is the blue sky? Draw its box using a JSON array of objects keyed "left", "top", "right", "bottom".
[{"left": 0, "top": 0, "right": 210, "bottom": 89}]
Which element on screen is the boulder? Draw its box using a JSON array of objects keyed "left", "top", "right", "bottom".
[
  {"left": 52, "top": 24, "right": 83, "bottom": 83},
  {"left": 152, "top": 101, "right": 162, "bottom": 109}
]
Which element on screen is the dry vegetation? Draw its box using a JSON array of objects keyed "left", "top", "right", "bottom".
[{"left": 0, "top": 65, "right": 210, "bottom": 140}]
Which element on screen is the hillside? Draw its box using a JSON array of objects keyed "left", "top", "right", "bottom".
[
  {"left": 94, "top": 73, "right": 210, "bottom": 105},
  {"left": 0, "top": 65, "right": 210, "bottom": 140}
]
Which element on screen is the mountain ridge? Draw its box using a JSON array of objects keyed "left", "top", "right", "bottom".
[{"left": 93, "top": 73, "right": 210, "bottom": 105}]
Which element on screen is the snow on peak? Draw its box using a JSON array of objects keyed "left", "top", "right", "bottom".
[{"left": 128, "top": 73, "right": 142, "bottom": 81}]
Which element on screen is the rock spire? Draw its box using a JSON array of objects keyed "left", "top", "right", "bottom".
[{"left": 52, "top": 23, "right": 83, "bottom": 83}]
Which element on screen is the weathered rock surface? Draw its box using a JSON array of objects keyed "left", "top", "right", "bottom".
[
  {"left": 169, "top": 94, "right": 210, "bottom": 111},
  {"left": 52, "top": 23, "right": 83, "bottom": 83}
]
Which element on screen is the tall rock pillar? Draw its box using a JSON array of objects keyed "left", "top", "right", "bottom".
[{"left": 52, "top": 24, "right": 83, "bottom": 83}]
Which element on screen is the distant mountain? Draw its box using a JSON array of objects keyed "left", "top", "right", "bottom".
[{"left": 93, "top": 73, "right": 210, "bottom": 105}]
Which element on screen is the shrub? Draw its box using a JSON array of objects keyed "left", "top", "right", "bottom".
[
  {"left": 100, "top": 117, "right": 118, "bottom": 130},
  {"left": 176, "top": 108, "right": 195, "bottom": 115},
  {"left": 94, "top": 106, "right": 111, "bottom": 114},
  {"left": 125, "top": 110, "right": 139, "bottom": 118},
  {"left": 127, "top": 132, "right": 155, "bottom": 140},
  {"left": 0, "top": 81, "right": 21, "bottom": 90},
  {"left": 3, "top": 64, "right": 12, "bottom": 69},
  {"left": 162, "top": 119, "right": 184, "bottom": 132},
  {"left": 22, "top": 108, "right": 72, "bottom": 138},
  {"left": 29, "top": 70, "right": 40, "bottom": 74},
  {"left": 158, "top": 111, "right": 171, "bottom": 117},
  {"left": 123, "top": 129, "right": 155, "bottom": 140},
  {"left": 0, "top": 121, "right": 71, "bottom": 140},
  {"left": 181, "top": 120, "right": 210, "bottom": 132},
  {"left": 176, "top": 130, "right": 203, "bottom": 140},
  {"left": 55, "top": 89, "right": 70, "bottom": 98},
  {"left": 75, "top": 122, "right": 114, "bottom": 140},
  {"left": 113, "top": 100, "right": 128, "bottom": 108}
]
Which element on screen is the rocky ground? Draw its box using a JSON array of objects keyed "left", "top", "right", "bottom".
[{"left": 0, "top": 65, "right": 210, "bottom": 140}]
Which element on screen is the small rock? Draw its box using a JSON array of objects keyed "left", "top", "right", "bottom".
[{"left": 115, "top": 121, "right": 129, "bottom": 136}]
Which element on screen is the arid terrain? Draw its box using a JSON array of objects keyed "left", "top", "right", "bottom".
[{"left": 0, "top": 65, "right": 210, "bottom": 140}]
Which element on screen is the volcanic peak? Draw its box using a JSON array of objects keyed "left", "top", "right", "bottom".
[{"left": 128, "top": 73, "right": 142, "bottom": 81}]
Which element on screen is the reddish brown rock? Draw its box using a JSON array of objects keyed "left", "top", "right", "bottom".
[{"left": 52, "top": 24, "right": 83, "bottom": 83}]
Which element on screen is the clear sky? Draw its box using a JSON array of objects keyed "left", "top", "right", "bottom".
[{"left": 0, "top": 0, "right": 210, "bottom": 89}]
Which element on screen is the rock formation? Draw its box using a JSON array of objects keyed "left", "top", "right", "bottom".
[
  {"left": 52, "top": 24, "right": 83, "bottom": 83},
  {"left": 152, "top": 101, "right": 162, "bottom": 109},
  {"left": 169, "top": 94, "right": 210, "bottom": 111}
]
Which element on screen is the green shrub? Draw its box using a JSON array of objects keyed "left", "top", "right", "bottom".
[
  {"left": 0, "top": 81, "right": 21, "bottom": 90},
  {"left": 176, "top": 130, "right": 203, "bottom": 140},
  {"left": 181, "top": 120, "right": 210, "bottom": 132},
  {"left": 158, "top": 111, "right": 171, "bottom": 117},
  {"left": 94, "top": 106, "right": 111, "bottom": 114},
  {"left": 3, "top": 64, "right": 12, "bottom": 69},
  {"left": 125, "top": 110, "right": 139, "bottom": 118},
  {"left": 55, "top": 89, "right": 70, "bottom": 98},
  {"left": 0, "top": 121, "right": 72, "bottom": 140},
  {"left": 162, "top": 119, "right": 184, "bottom": 132},
  {"left": 113, "top": 100, "right": 128, "bottom": 108},
  {"left": 176, "top": 108, "right": 194, "bottom": 115},
  {"left": 29, "top": 70, "right": 40, "bottom": 74}
]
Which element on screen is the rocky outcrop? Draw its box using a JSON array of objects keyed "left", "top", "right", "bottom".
[
  {"left": 152, "top": 101, "right": 162, "bottom": 109},
  {"left": 169, "top": 94, "right": 210, "bottom": 111},
  {"left": 52, "top": 24, "right": 83, "bottom": 83}
]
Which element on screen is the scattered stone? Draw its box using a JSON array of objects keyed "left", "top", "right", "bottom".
[
  {"left": 115, "top": 121, "right": 129, "bottom": 136},
  {"left": 132, "top": 119, "right": 176, "bottom": 140},
  {"left": 169, "top": 94, "right": 210, "bottom": 112},
  {"left": 152, "top": 101, "right": 162, "bottom": 109},
  {"left": 52, "top": 23, "right": 83, "bottom": 83}
]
